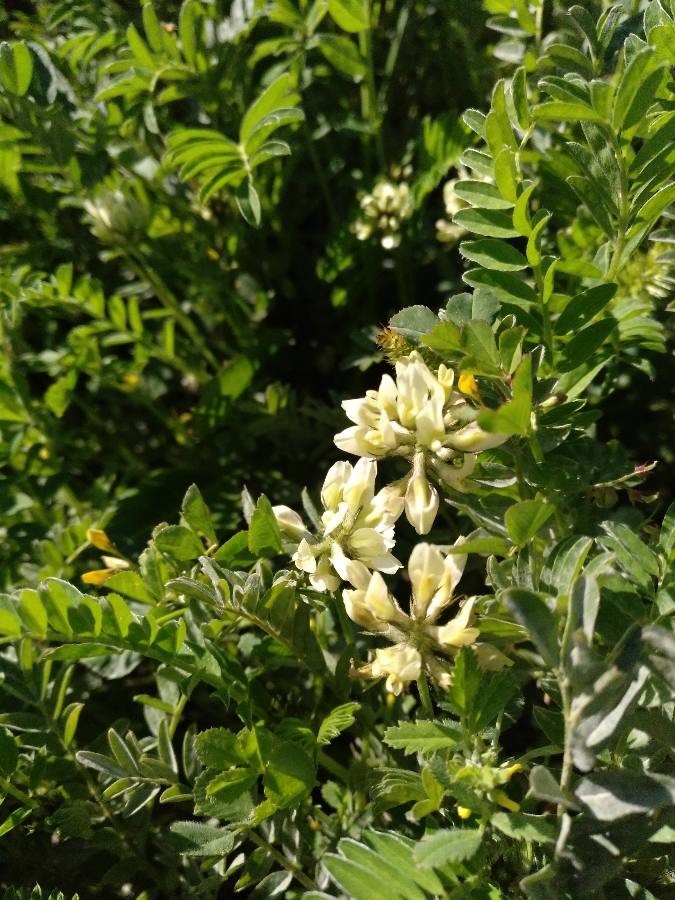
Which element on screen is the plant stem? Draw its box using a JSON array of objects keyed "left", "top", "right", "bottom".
[
  {"left": 126, "top": 249, "right": 219, "bottom": 370},
  {"left": 0, "top": 775, "right": 39, "bottom": 808},
  {"left": 417, "top": 670, "right": 434, "bottom": 719},
  {"left": 360, "top": 3, "right": 386, "bottom": 171},
  {"left": 247, "top": 829, "right": 319, "bottom": 892}
]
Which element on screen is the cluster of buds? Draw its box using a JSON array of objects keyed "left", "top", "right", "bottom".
[
  {"left": 354, "top": 181, "right": 413, "bottom": 250},
  {"left": 334, "top": 351, "right": 508, "bottom": 534},
  {"left": 84, "top": 190, "right": 149, "bottom": 245},
  {"left": 273, "top": 458, "right": 404, "bottom": 592},
  {"left": 346, "top": 542, "right": 509, "bottom": 694},
  {"left": 436, "top": 178, "right": 468, "bottom": 246}
]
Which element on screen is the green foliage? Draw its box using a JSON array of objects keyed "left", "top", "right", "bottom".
[{"left": 0, "top": 0, "right": 673, "bottom": 898}]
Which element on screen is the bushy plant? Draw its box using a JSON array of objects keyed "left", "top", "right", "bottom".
[{"left": 0, "top": 0, "right": 673, "bottom": 897}]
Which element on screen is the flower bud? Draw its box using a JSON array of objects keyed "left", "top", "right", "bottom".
[
  {"left": 404, "top": 455, "right": 439, "bottom": 535},
  {"left": 87, "top": 528, "right": 114, "bottom": 552},
  {"left": 445, "top": 421, "right": 509, "bottom": 452},
  {"left": 272, "top": 505, "right": 309, "bottom": 541}
]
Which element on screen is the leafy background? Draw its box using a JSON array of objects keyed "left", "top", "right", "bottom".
[{"left": 0, "top": 0, "right": 673, "bottom": 897}]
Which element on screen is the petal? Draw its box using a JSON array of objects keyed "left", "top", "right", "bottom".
[
  {"left": 293, "top": 538, "right": 317, "bottom": 573},
  {"left": 408, "top": 542, "right": 445, "bottom": 618},
  {"left": 321, "top": 460, "right": 352, "bottom": 509}
]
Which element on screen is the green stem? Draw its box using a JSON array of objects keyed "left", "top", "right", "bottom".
[
  {"left": 0, "top": 775, "right": 39, "bottom": 809},
  {"left": 318, "top": 749, "right": 350, "bottom": 785},
  {"left": 126, "top": 249, "right": 218, "bottom": 370},
  {"left": 360, "top": 4, "right": 386, "bottom": 171},
  {"left": 247, "top": 830, "right": 319, "bottom": 892},
  {"left": 417, "top": 670, "right": 434, "bottom": 719}
]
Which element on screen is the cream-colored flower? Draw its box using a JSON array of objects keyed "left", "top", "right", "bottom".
[
  {"left": 404, "top": 453, "right": 439, "bottom": 535},
  {"left": 334, "top": 351, "right": 502, "bottom": 531},
  {"left": 289, "top": 459, "right": 403, "bottom": 592},
  {"left": 431, "top": 597, "right": 480, "bottom": 648},
  {"left": 343, "top": 541, "right": 480, "bottom": 695},
  {"left": 371, "top": 644, "right": 422, "bottom": 695},
  {"left": 354, "top": 180, "right": 413, "bottom": 250}
]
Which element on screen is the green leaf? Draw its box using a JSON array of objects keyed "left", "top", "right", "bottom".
[
  {"left": 490, "top": 811, "right": 557, "bottom": 844},
  {"left": 529, "top": 765, "right": 571, "bottom": 806},
  {"left": 240, "top": 73, "right": 299, "bottom": 144},
  {"left": 44, "top": 370, "right": 77, "bottom": 418},
  {"left": 453, "top": 207, "right": 519, "bottom": 238},
  {"left": 178, "top": 0, "right": 201, "bottom": 68},
  {"left": 575, "top": 770, "right": 675, "bottom": 821},
  {"left": 534, "top": 101, "right": 605, "bottom": 122},
  {"left": 450, "top": 647, "right": 481, "bottom": 717},
  {"left": 0, "top": 41, "right": 33, "bottom": 96},
  {"left": 263, "top": 741, "right": 315, "bottom": 808},
  {"left": 181, "top": 484, "right": 217, "bottom": 544},
  {"left": 390, "top": 305, "right": 439, "bottom": 341},
  {"left": 104, "top": 571, "right": 157, "bottom": 605},
  {"left": 76, "top": 751, "right": 128, "bottom": 778},
  {"left": 318, "top": 702, "right": 360, "bottom": 745},
  {"left": 472, "top": 671, "right": 518, "bottom": 731},
  {"left": 510, "top": 66, "right": 530, "bottom": 130},
  {"left": 463, "top": 268, "right": 537, "bottom": 308},
  {"left": 206, "top": 767, "right": 258, "bottom": 801},
  {"left": 235, "top": 179, "right": 261, "bottom": 227},
  {"left": 503, "top": 589, "right": 558, "bottom": 667},
  {"left": 505, "top": 499, "right": 555, "bottom": 548},
  {"left": 454, "top": 180, "right": 514, "bottom": 210},
  {"left": 327, "top": 0, "right": 368, "bottom": 32},
  {"left": 461, "top": 320, "right": 501, "bottom": 373},
  {"left": 155, "top": 525, "right": 204, "bottom": 562},
  {"left": 413, "top": 828, "right": 482, "bottom": 868},
  {"left": 478, "top": 353, "right": 532, "bottom": 435},
  {"left": 460, "top": 239, "right": 528, "bottom": 271},
  {"left": 422, "top": 320, "right": 462, "bottom": 353},
  {"left": 383, "top": 720, "right": 460, "bottom": 755},
  {"left": 194, "top": 728, "right": 245, "bottom": 769},
  {"left": 324, "top": 853, "right": 401, "bottom": 900},
  {"left": 170, "top": 820, "right": 235, "bottom": 856},
  {"left": 559, "top": 319, "right": 617, "bottom": 372},
  {"left": 612, "top": 47, "right": 659, "bottom": 131},
  {"left": 0, "top": 727, "right": 18, "bottom": 777},
  {"left": 316, "top": 34, "right": 366, "bottom": 77},
  {"left": 248, "top": 495, "right": 283, "bottom": 556},
  {"left": 555, "top": 283, "right": 617, "bottom": 335}
]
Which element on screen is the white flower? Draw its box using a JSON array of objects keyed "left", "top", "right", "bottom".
[
  {"left": 291, "top": 459, "right": 403, "bottom": 592},
  {"left": 371, "top": 644, "right": 422, "bottom": 695},
  {"left": 431, "top": 597, "right": 480, "bottom": 648},
  {"left": 345, "top": 540, "right": 480, "bottom": 695},
  {"left": 343, "top": 567, "right": 402, "bottom": 630},
  {"left": 404, "top": 452, "right": 439, "bottom": 535},
  {"left": 408, "top": 541, "right": 467, "bottom": 621}
]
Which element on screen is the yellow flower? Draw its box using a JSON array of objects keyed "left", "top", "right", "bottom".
[
  {"left": 81, "top": 568, "right": 117, "bottom": 585},
  {"left": 457, "top": 805, "right": 473, "bottom": 820},
  {"left": 86, "top": 528, "right": 114, "bottom": 552}
]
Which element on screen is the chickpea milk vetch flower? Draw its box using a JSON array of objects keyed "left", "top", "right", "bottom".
[
  {"left": 274, "top": 458, "right": 405, "bottom": 592},
  {"left": 347, "top": 541, "right": 490, "bottom": 694},
  {"left": 334, "top": 351, "right": 509, "bottom": 533}
]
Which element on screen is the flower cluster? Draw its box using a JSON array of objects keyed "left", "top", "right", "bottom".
[
  {"left": 273, "top": 458, "right": 404, "bottom": 592},
  {"left": 354, "top": 180, "right": 413, "bottom": 250},
  {"left": 273, "top": 349, "right": 513, "bottom": 695},
  {"left": 346, "top": 542, "right": 507, "bottom": 694},
  {"left": 335, "top": 351, "right": 508, "bottom": 534}
]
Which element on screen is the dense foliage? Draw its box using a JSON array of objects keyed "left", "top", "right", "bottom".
[{"left": 0, "top": 0, "right": 673, "bottom": 897}]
